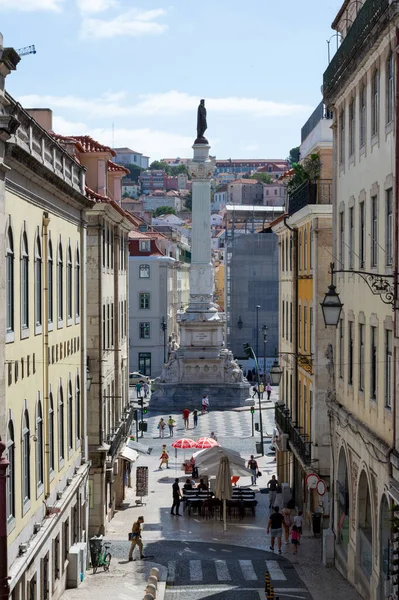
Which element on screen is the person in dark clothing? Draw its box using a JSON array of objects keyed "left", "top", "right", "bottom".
[
  {"left": 197, "top": 479, "right": 208, "bottom": 491},
  {"left": 193, "top": 409, "right": 198, "bottom": 427},
  {"left": 183, "top": 479, "right": 193, "bottom": 490},
  {"left": 171, "top": 478, "right": 182, "bottom": 515},
  {"left": 267, "top": 475, "right": 279, "bottom": 508},
  {"left": 266, "top": 506, "right": 284, "bottom": 554}
]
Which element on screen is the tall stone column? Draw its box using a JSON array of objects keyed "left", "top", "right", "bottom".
[{"left": 187, "top": 143, "right": 216, "bottom": 313}]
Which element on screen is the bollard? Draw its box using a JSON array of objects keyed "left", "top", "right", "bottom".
[
  {"left": 148, "top": 576, "right": 158, "bottom": 589},
  {"left": 143, "top": 594, "right": 154, "bottom": 600},
  {"left": 150, "top": 568, "right": 160, "bottom": 581},
  {"left": 267, "top": 588, "right": 275, "bottom": 600},
  {"left": 146, "top": 584, "right": 157, "bottom": 598}
]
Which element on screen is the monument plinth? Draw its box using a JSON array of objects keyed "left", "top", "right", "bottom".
[{"left": 151, "top": 102, "right": 250, "bottom": 409}]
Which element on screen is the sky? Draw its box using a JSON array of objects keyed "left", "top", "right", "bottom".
[{"left": 1, "top": 0, "right": 343, "bottom": 161}]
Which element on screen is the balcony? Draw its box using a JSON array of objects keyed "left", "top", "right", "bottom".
[
  {"left": 287, "top": 179, "right": 332, "bottom": 216},
  {"left": 275, "top": 403, "right": 311, "bottom": 466},
  {"left": 108, "top": 406, "right": 136, "bottom": 460},
  {"left": 323, "top": 0, "right": 390, "bottom": 102},
  {"left": 301, "top": 102, "right": 333, "bottom": 144}
]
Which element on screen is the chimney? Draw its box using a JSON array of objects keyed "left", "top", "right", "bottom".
[{"left": 25, "top": 108, "right": 53, "bottom": 132}]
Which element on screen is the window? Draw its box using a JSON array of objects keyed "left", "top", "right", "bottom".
[
  {"left": 303, "top": 306, "right": 307, "bottom": 352},
  {"left": 386, "top": 188, "right": 393, "bottom": 266},
  {"left": 290, "top": 302, "right": 293, "bottom": 343},
  {"left": 359, "top": 324, "right": 364, "bottom": 391},
  {"left": 139, "top": 293, "right": 150, "bottom": 309},
  {"left": 58, "top": 242, "right": 63, "bottom": 322},
  {"left": 138, "top": 352, "right": 151, "bottom": 376},
  {"left": 107, "top": 304, "right": 110, "bottom": 348},
  {"left": 310, "top": 307, "right": 313, "bottom": 354},
  {"left": 21, "top": 231, "right": 29, "bottom": 329},
  {"left": 339, "top": 109, "right": 345, "bottom": 164},
  {"left": 59, "top": 387, "right": 64, "bottom": 462},
  {"left": 349, "top": 207, "right": 354, "bottom": 269},
  {"left": 298, "top": 306, "right": 302, "bottom": 349},
  {"left": 102, "top": 305, "right": 106, "bottom": 350},
  {"left": 359, "top": 202, "right": 365, "bottom": 268},
  {"left": 387, "top": 53, "right": 394, "bottom": 124},
  {"left": 48, "top": 241, "right": 53, "bottom": 323},
  {"left": 339, "top": 211, "right": 345, "bottom": 267},
  {"left": 6, "top": 421, "right": 15, "bottom": 521},
  {"left": 385, "top": 330, "right": 393, "bottom": 409},
  {"left": 49, "top": 394, "right": 54, "bottom": 471},
  {"left": 37, "top": 401, "right": 44, "bottom": 487},
  {"left": 282, "top": 240, "right": 285, "bottom": 271},
  {"left": 310, "top": 227, "right": 313, "bottom": 270},
  {"left": 111, "top": 303, "right": 114, "bottom": 347},
  {"left": 371, "top": 326, "right": 377, "bottom": 400},
  {"left": 360, "top": 85, "right": 366, "bottom": 147},
  {"left": 68, "top": 381, "right": 73, "bottom": 451},
  {"left": 6, "top": 226, "right": 14, "bottom": 333},
  {"left": 34, "top": 235, "right": 43, "bottom": 330},
  {"left": 282, "top": 301, "right": 285, "bottom": 339},
  {"left": 106, "top": 224, "right": 110, "bottom": 268},
  {"left": 110, "top": 227, "right": 114, "bottom": 270},
  {"left": 372, "top": 70, "right": 379, "bottom": 136},
  {"left": 289, "top": 237, "right": 292, "bottom": 271},
  {"left": 76, "top": 376, "right": 80, "bottom": 441},
  {"left": 67, "top": 246, "right": 72, "bottom": 321},
  {"left": 139, "top": 264, "right": 150, "bottom": 278},
  {"left": 349, "top": 99, "right": 355, "bottom": 156},
  {"left": 22, "top": 409, "right": 30, "bottom": 502},
  {"left": 348, "top": 321, "right": 353, "bottom": 385},
  {"left": 371, "top": 195, "right": 378, "bottom": 267},
  {"left": 285, "top": 300, "right": 289, "bottom": 341},
  {"left": 139, "top": 322, "right": 151, "bottom": 340},
  {"left": 139, "top": 240, "right": 150, "bottom": 252},
  {"left": 102, "top": 224, "right": 106, "bottom": 268},
  {"left": 298, "top": 231, "right": 302, "bottom": 271},
  {"left": 304, "top": 229, "right": 308, "bottom": 270},
  {"left": 75, "top": 249, "right": 80, "bottom": 318}
]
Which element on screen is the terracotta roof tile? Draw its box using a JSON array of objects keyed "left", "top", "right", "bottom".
[
  {"left": 108, "top": 160, "right": 130, "bottom": 175},
  {"left": 71, "top": 135, "right": 116, "bottom": 156}
]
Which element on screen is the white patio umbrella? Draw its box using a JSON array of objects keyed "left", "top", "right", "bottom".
[
  {"left": 194, "top": 446, "right": 251, "bottom": 478},
  {"left": 215, "top": 456, "right": 233, "bottom": 531}
]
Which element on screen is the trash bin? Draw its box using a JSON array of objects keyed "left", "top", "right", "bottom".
[
  {"left": 312, "top": 512, "right": 322, "bottom": 536},
  {"left": 255, "top": 442, "right": 263, "bottom": 454},
  {"left": 89, "top": 536, "right": 102, "bottom": 567}
]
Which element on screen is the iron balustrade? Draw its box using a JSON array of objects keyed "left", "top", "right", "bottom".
[
  {"left": 301, "top": 102, "right": 333, "bottom": 143},
  {"left": 108, "top": 420, "right": 126, "bottom": 460},
  {"left": 125, "top": 405, "right": 136, "bottom": 436},
  {"left": 275, "top": 403, "right": 311, "bottom": 465},
  {"left": 323, "top": 0, "right": 390, "bottom": 101},
  {"left": 288, "top": 179, "right": 332, "bottom": 215}
]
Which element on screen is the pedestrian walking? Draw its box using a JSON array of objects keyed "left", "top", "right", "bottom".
[
  {"left": 247, "top": 455, "right": 258, "bottom": 485},
  {"left": 259, "top": 382, "right": 264, "bottom": 399},
  {"left": 158, "top": 418, "right": 166, "bottom": 438},
  {"left": 128, "top": 516, "right": 147, "bottom": 561},
  {"left": 159, "top": 445, "right": 169, "bottom": 469},
  {"left": 267, "top": 474, "right": 279, "bottom": 508},
  {"left": 193, "top": 409, "right": 198, "bottom": 427},
  {"left": 190, "top": 456, "right": 198, "bottom": 478},
  {"left": 266, "top": 506, "right": 284, "bottom": 554},
  {"left": 281, "top": 506, "right": 293, "bottom": 544},
  {"left": 291, "top": 525, "right": 300, "bottom": 555},
  {"left": 136, "top": 382, "right": 142, "bottom": 398},
  {"left": 171, "top": 478, "right": 182, "bottom": 515},
  {"left": 252, "top": 384, "right": 258, "bottom": 399},
  {"left": 266, "top": 383, "right": 272, "bottom": 400},
  {"left": 143, "top": 382, "right": 149, "bottom": 398},
  {"left": 201, "top": 394, "right": 210, "bottom": 414},
  {"left": 167, "top": 415, "right": 176, "bottom": 437},
  {"left": 293, "top": 510, "right": 303, "bottom": 538},
  {"left": 182, "top": 408, "right": 190, "bottom": 429}
]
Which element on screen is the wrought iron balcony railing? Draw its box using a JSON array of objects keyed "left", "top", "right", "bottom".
[
  {"left": 288, "top": 179, "right": 332, "bottom": 216},
  {"left": 323, "top": 0, "right": 390, "bottom": 101},
  {"left": 275, "top": 403, "right": 311, "bottom": 465},
  {"left": 108, "top": 419, "right": 127, "bottom": 460}
]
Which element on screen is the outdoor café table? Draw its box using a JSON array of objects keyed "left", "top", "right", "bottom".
[{"left": 183, "top": 490, "right": 214, "bottom": 515}]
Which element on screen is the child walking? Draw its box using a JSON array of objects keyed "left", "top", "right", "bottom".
[
  {"left": 291, "top": 525, "right": 300, "bottom": 555},
  {"left": 293, "top": 510, "right": 303, "bottom": 538}
]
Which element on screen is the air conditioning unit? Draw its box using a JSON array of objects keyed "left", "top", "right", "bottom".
[
  {"left": 19, "top": 543, "right": 29, "bottom": 555},
  {"left": 56, "top": 491, "right": 63, "bottom": 500},
  {"left": 33, "top": 522, "right": 42, "bottom": 534}
]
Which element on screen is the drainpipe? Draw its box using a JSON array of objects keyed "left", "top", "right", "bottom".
[
  {"left": 80, "top": 209, "right": 88, "bottom": 461},
  {"left": 392, "top": 27, "right": 399, "bottom": 474},
  {"left": 0, "top": 441, "right": 9, "bottom": 600},
  {"left": 42, "top": 212, "right": 51, "bottom": 498}
]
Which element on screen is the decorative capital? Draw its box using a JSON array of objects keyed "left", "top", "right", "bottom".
[{"left": 187, "top": 158, "right": 216, "bottom": 181}]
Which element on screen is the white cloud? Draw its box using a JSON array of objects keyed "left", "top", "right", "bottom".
[
  {"left": 53, "top": 115, "right": 89, "bottom": 135},
  {"left": 76, "top": 0, "right": 117, "bottom": 13},
  {"left": 80, "top": 8, "right": 168, "bottom": 39},
  {"left": 19, "top": 90, "right": 311, "bottom": 120},
  {"left": 0, "top": 0, "right": 63, "bottom": 10}
]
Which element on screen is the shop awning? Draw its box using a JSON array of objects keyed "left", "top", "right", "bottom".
[{"left": 119, "top": 446, "right": 139, "bottom": 463}]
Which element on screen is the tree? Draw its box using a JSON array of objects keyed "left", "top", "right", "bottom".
[
  {"left": 287, "top": 146, "right": 300, "bottom": 166},
  {"left": 152, "top": 206, "right": 176, "bottom": 217},
  {"left": 149, "top": 160, "right": 170, "bottom": 174},
  {"left": 286, "top": 153, "right": 321, "bottom": 195},
  {"left": 170, "top": 164, "right": 189, "bottom": 177},
  {"left": 124, "top": 163, "right": 143, "bottom": 182},
  {"left": 184, "top": 191, "right": 192, "bottom": 211},
  {"left": 250, "top": 172, "right": 274, "bottom": 184}
]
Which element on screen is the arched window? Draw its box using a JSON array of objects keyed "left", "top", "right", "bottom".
[
  {"left": 67, "top": 245, "right": 72, "bottom": 321},
  {"left": 6, "top": 421, "right": 15, "bottom": 520},
  {"left": 22, "top": 409, "right": 30, "bottom": 502},
  {"left": 21, "top": 231, "right": 29, "bottom": 329},
  {"left": 68, "top": 380, "right": 73, "bottom": 451},
  {"left": 59, "top": 386, "right": 64, "bottom": 462},
  {"left": 58, "top": 241, "right": 63, "bottom": 322},
  {"left": 76, "top": 375, "right": 80, "bottom": 442},
  {"left": 6, "top": 226, "right": 14, "bottom": 333},
  {"left": 48, "top": 240, "right": 53, "bottom": 324},
  {"left": 49, "top": 393, "right": 54, "bottom": 471},
  {"left": 387, "top": 52, "right": 394, "bottom": 124},
  {"left": 35, "top": 235, "right": 42, "bottom": 328},
  {"left": 75, "top": 248, "right": 80, "bottom": 319},
  {"left": 139, "top": 264, "right": 150, "bottom": 278},
  {"left": 36, "top": 401, "right": 44, "bottom": 486}
]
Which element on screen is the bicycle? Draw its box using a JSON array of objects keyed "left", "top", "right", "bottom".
[{"left": 93, "top": 542, "right": 112, "bottom": 573}]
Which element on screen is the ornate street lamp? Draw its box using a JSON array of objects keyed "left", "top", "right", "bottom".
[
  {"left": 270, "top": 359, "right": 283, "bottom": 386},
  {"left": 320, "top": 281, "right": 344, "bottom": 328}
]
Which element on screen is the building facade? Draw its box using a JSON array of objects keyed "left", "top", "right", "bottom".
[
  {"left": 323, "top": 1, "right": 398, "bottom": 598},
  {"left": 227, "top": 179, "right": 264, "bottom": 205},
  {"left": 139, "top": 170, "right": 167, "bottom": 193},
  {"left": 114, "top": 147, "right": 149, "bottom": 169}
]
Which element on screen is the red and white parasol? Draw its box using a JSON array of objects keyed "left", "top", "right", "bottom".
[
  {"left": 194, "top": 437, "right": 219, "bottom": 449},
  {"left": 171, "top": 438, "right": 196, "bottom": 449}
]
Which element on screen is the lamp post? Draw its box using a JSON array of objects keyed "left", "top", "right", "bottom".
[
  {"left": 237, "top": 316, "right": 243, "bottom": 330},
  {"left": 243, "top": 343, "right": 264, "bottom": 456},
  {"left": 262, "top": 325, "right": 268, "bottom": 382},
  {"left": 255, "top": 305, "right": 261, "bottom": 363},
  {"left": 161, "top": 317, "right": 167, "bottom": 364},
  {"left": 0, "top": 440, "right": 10, "bottom": 600}
]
